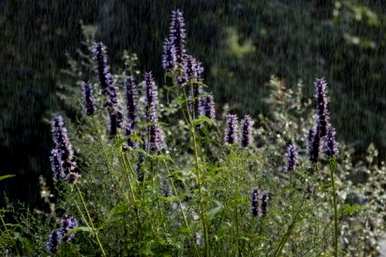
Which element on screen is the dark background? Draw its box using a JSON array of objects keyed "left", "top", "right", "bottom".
[{"left": 1, "top": 0, "right": 386, "bottom": 207}]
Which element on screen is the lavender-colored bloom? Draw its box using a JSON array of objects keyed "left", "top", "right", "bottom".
[
  {"left": 314, "top": 78, "right": 330, "bottom": 137},
  {"left": 199, "top": 94, "right": 215, "bottom": 119},
  {"left": 50, "top": 149, "right": 65, "bottom": 180},
  {"left": 60, "top": 215, "right": 78, "bottom": 242},
  {"left": 91, "top": 42, "right": 111, "bottom": 94},
  {"left": 51, "top": 115, "right": 79, "bottom": 181},
  {"left": 144, "top": 72, "right": 158, "bottom": 122},
  {"left": 224, "top": 114, "right": 239, "bottom": 144},
  {"left": 46, "top": 215, "right": 78, "bottom": 253},
  {"left": 162, "top": 38, "right": 176, "bottom": 71},
  {"left": 46, "top": 229, "right": 62, "bottom": 253},
  {"left": 251, "top": 189, "right": 269, "bottom": 218},
  {"left": 81, "top": 82, "right": 95, "bottom": 115},
  {"left": 241, "top": 115, "right": 254, "bottom": 147},
  {"left": 149, "top": 124, "right": 164, "bottom": 152},
  {"left": 144, "top": 72, "right": 164, "bottom": 152},
  {"left": 125, "top": 76, "right": 137, "bottom": 147},
  {"left": 286, "top": 144, "right": 298, "bottom": 172},
  {"left": 180, "top": 55, "right": 204, "bottom": 86},
  {"left": 169, "top": 9, "right": 186, "bottom": 65},
  {"left": 308, "top": 127, "right": 320, "bottom": 163},
  {"left": 324, "top": 126, "right": 338, "bottom": 158},
  {"left": 91, "top": 42, "right": 123, "bottom": 136}
]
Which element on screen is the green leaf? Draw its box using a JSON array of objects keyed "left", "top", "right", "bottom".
[{"left": 0, "top": 174, "right": 15, "bottom": 182}]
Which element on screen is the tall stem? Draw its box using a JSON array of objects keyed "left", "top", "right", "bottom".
[
  {"left": 329, "top": 157, "right": 338, "bottom": 257},
  {"left": 183, "top": 88, "right": 210, "bottom": 257},
  {"left": 75, "top": 184, "right": 107, "bottom": 257}
]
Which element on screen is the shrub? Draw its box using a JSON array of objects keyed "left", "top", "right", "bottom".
[{"left": 1, "top": 9, "right": 385, "bottom": 257}]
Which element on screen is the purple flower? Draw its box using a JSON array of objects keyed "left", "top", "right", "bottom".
[
  {"left": 308, "top": 127, "right": 320, "bottom": 163},
  {"left": 162, "top": 38, "right": 176, "bottom": 72},
  {"left": 91, "top": 42, "right": 111, "bottom": 94},
  {"left": 199, "top": 94, "right": 215, "bottom": 119},
  {"left": 241, "top": 115, "right": 254, "bottom": 147},
  {"left": 323, "top": 126, "right": 337, "bottom": 158},
  {"left": 314, "top": 78, "right": 330, "bottom": 137},
  {"left": 144, "top": 72, "right": 158, "bottom": 122},
  {"left": 50, "top": 149, "right": 65, "bottom": 181},
  {"left": 60, "top": 215, "right": 78, "bottom": 242},
  {"left": 125, "top": 76, "right": 137, "bottom": 147},
  {"left": 91, "top": 42, "right": 123, "bottom": 136},
  {"left": 251, "top": 189, "right": 269, "bottom": 218},
  {"left": 46, "top": 215, "right": 79, "bottom": 253},
  {"left": 81, "top": 82, "right": 95, "bottom": 116},
  {"left": 179, "top": 55, "right": 205, "bottom": 87},
  {"left": 51, "top": 115, "right": 79, "bottom": 182},
  {"left": 224, "top": 114, "right": 239, "bottom": 144},
  {"left": 169, "top": 9, "right": 186, "bottom": 65},
  {"left": 144, "top": 72, "right": 164, "bottom": 152},
  {"left": 46, "top": 229, "right": 62, "bottom": 253},
  {"left": 286, "top": 144, "right": 298, "bottom": 172}
]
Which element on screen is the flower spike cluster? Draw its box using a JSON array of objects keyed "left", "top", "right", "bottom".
[
  {"left": 241, "top": 115, "right": 254, "bottom": 147},
  {"left": 81, "top": 82, "right": 95, "bottom": 116},
  {"left": 314, "top": 78, "right": 330, "bottom": 137},
  {"left": 251, "top": 189, "right": 270, "bottom": 218},
  {"left": 162, "top": 38, "right": 176, "bottom": 72},
  {"left": 324, "top": 126, "right": 338, "bottom": 158},
  {"left": 286, "top": 143, "right": 298, "bottom": 172},
  {"left": 144, "top": 72, "right": 164, "bottom": 152},
  {"left": 125, "top": 76, "right": 137, "bottom": 147},
  {"left": 224, "top": 114, "right": 239, "bottom": 144},
  {"left": 50, "top": 115, "right": 79, "bottom": 182},
  {"left": 46, "top": 215, "right": 78, "bottom": 253},
  {"left": 169, "top": 9, "right": 186, "bottom": 65},
  {"left": 308, "top": 78, "right": 338, "bottom": 163},
  {"left": 199, "top": 94, "right": 215, "bottom": 120},
  {"left": 91, "top": 41, "right": 123, "bottom": 136}
]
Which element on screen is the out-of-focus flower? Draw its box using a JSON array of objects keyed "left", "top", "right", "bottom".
[
  {"left": 224, "top": 114, "right": 239, "bottom": 144},
  {"left": 241, "top": 115, "right": 254, "bottom": 147},
  {"left": 81, "top": 81, "right": 96, "bottom": 116}
]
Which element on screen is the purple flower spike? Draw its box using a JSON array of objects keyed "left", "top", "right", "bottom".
[
  {"left": 169, "top": 9, "right": 186, "bottom": 65},
  {"left": 241, "top": 115, "right": 254, "bottom": 147},
  {"left": 91, "top": 42, "right": 123, "bottom": 136},
  {"left": 224, "top": 114, "right": 239, "bottom": 144},
  {"left": 51, "top": 115, "right": 79, "bottom": 182},
  {"left": 91, "top": 42, "right": 112, "bottom": 94},
  {"left": 286, "top": 144, "right": 298, "bottom": 172},
  {"left": 50, "top": 149, "right": 65, "bottom": 181},
  {"left": 308, "top": 127, "right": 320, "bottom": 164},
  {"left": 144, "top": 72, "right": 159, "bottom": 122},
  {"left": 144, "top": 72, "right": 164, "bottom": 152},
  {"left": 125, "top": 76, "right": 137, "bottom": 147},
  {"left": 162, "top": 38, "right": 176, "bottom": 72},
  {"left": 46, "top": 229, "right": 62, "bottom": 253},
  {"left": 324, "top": 126, "right": 338, "bottom": 158},
  {"left": 60, "top": 215, "right": 79, "bottom": 242},
  {"left": 199, "top": 94, "right": 215, "bottom": 119},
  {"left": 81, "top": 82, "right": 95, "bottom": 116},
  {"left": 251, "top": 189, "right": 269, "bottom": 218},
  {"left": 149, "top": 124, "right": 164, "bottom": 152},
  {"left": 46, "top": 215, "right": 79, "bottom": 253},
  {"left": 314, "top": 78, "right": 330, "bottom": 137}
]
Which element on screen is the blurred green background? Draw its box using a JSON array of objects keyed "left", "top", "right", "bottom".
[{"left": 1, "top": 0, "right": 385, "bottom": 206}]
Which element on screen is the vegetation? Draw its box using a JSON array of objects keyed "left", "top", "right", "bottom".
[{"left": 1, "top": 9, "right": 386, "bottom": 256}]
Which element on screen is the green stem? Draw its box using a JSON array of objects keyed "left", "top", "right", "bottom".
[
  {"left": 162, "top": 160, "right": 200, "bottom": 257},
  {"left": 329, "top": 157, "right": 339, "bottom": 257},
  {"left": 183, "top": 88, "right": 210, "bottom": 257},
  {"left": 272, "top": 195, "right": 304, "bottom": 257},
  {"left": 75, "top": 184, "right": 107, "bottom": 257}
]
